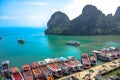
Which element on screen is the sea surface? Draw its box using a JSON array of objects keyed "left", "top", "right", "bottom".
[{"left": 0, "top": 27, "right": 120, "bottom": 69}]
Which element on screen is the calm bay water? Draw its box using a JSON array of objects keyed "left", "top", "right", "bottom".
[{"left": 0, "top": 27, "right": 120, "bottom": 69}]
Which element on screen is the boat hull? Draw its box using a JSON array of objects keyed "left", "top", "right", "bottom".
[{"left": 81, "top": 54, "right": 91, "bottom": 69}]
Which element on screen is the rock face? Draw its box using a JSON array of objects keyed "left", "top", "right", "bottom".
[
  {"left": 70, "top": 5, "right": 105, "bottom": 35},
  {"left": 45, "top": 5, "right": 120, "bottom": 35},
  {"left": 114, "top": 6, "right": 120, "bottom": 22},
  {"left": 45, "top": 11, "right": 70, "bottom": 35}
]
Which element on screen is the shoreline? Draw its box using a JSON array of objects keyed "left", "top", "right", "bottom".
[{"left": 58, "top": 58, "right": 120, "bottom": 80}]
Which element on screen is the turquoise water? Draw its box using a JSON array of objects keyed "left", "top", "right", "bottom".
[{"left": 0, "top": 27, "right": 120, "bottom": 69}]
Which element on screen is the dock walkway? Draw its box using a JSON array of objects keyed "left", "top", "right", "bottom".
[{"left": 58, "top": 59, "right": 120, "bottom": 80}]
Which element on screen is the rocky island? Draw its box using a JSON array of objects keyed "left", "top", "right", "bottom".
[{"left": 45, "top": 5, "right": 120, "bottom": 35}]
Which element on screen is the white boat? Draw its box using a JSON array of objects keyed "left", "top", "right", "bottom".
[
  {"left": 54, "top": 58, "right": 71, "bottom": 74},
  {"left": 59, "top": 57, "right": 77, "bottom": 71},
  {"left": 66, "top": 41, "right": 80, "bottom": 46},
  {"left": 68, "top": 56, "right": 84, "bottom": 71},
  {"left": 1, "top": 61, "right": 11, "bottom": 79},
  {"left": 38, "top": 61, "right": 54, "bottom": 80},
  {"left": 44, "top": 58, "right": 63, "bottom": 77}
]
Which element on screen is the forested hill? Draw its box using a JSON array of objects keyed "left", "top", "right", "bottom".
[{"left": 45, "top": 5, "right": 120, "bottom": 35}]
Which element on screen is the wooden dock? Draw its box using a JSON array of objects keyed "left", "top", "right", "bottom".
[{"left": 58, "top": 59, "right": 120, "bottom": 80}]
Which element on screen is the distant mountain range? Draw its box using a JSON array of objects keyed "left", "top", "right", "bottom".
[{"left": 45, "top": 5, "right": 120, "bottom": 35}]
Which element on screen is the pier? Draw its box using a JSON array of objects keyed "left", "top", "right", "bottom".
[{"left": 58, "top": 58, "right": 120, "bottom": 80}]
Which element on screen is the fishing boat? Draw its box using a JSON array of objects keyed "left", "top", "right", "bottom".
[
  {"left": 44, "top": 58, "right": 63, "bottom": 77},
  {"left": 22, "top": 64, "right": 34, "bottom": 80},
  {"left": 38, "top": 61, "right": 54, "bottom": 80},
  {"left": 54, "top": 58, "right": 71, "bottom": 75},
  {"left": 92, "top": 50, "right": 113, "bottom": 61},
  {"left": 0, "top": 36, "right": 2, "bottom": 40},
  {"left": 90, "top": 53, "right": 97, "bottom": 66},
  {"left": 59, "top": 57, "right": 77, "bottom": 72},
  {"left": 18, "top": 39, "right": 25, "bottom": 44},
  {"left": 68, "top": 56, "right": 84, "bottom": 71},
  {"left": 11, "top": 67, "right": 24, "bottom": 80},
  {"left": 66, "top": 41, "right": 80, "bottom": 46},
  {"left": 31, "top": 62, "right": 43, "bottom": 80},
  {"left": 1, "top": 61, "right": 11, "bottom": 79},
  {"left": 81, "top": 54, "right": 91, "bottom": 69}
]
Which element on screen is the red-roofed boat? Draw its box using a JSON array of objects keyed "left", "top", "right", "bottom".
[
  {"left": 11, "top": 67, "right": 24, "bottom": 80},
  {"left": 31, "top": 62, "right": 43, "bottom": 80},
  {"left": 44, "top": 58, "right": 63, "bottom": 77},
  {"left": 22, "top": 64, "right": 34, "bottom": 80},
  {"left": 38, "top": 61, "right": 54, "bottom": 80},
  {"left": 81, "top": 54, "right": 91, "bottom": 69}
]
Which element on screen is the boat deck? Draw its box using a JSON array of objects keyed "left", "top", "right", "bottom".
[{"left": 58, "top": 58, "right": 120, "bottom": 80}]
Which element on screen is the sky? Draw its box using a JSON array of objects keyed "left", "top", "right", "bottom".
[{"left": 0, "top": 0, "right": 120, "bottom": 27}]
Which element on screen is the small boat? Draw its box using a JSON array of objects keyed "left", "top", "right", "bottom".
[
  {"left": 31, "top": 62, "right": 43, "bottom": 80},
  {"left": 54, "top": 58, "right": 71, "bottom": 75},
  {"left": 38, "top": 61, "right": 54, "bottom": 80},
  {"left": 81, "top": 54, "right": 91, "bottom": 69},
  {"left": 0, "top": 67, "right": 2, "bottom": 77},
  {"left": 66, "top": 41, "right": 80, "bottom": 46},
  {"left": 0, "top": 36, "right": 2, "bottom": 40},
  {"left": 90, "top": 53, "right": 97, "bottom": 66},
  {"left": 11, "top": 67, "right": 24, "bottom": 80},
  {"left": 92, "top": 50, "right": 113, "bottom": 61},
  {"left": 22, "top": 64, "right": 34, "bottom": 80},
  {"left": 68, "top": 56, "right": 84, "bottom": 71},
  {"left": 44, "top": 58, "right": 63, "bottom": 77},
  {"left": 59, "top": 57, "right": 77, "bottom": 72},
  {"left": 1, "top": 61, "right": 11, "bottom": 79},
  {"left": 18, "top": 39, "right": 25, "bottom": 44}
]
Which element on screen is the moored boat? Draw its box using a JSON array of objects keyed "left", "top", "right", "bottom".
[
  {"left": 68, "top": 56, "right": 84, "bottom": 71},
  {"left": 92, "top": 50, "right": 113, "bottom": 61},
  {"left": 66, "top": 41, "right": 80, "bottom": 46},
  {"left": 81, "top": 54, "right": 91, "bottom": 69},
  {"left": 92, "top": 47, "right": 120, "bottom": 61},
  {"left": 44, "top": 58, "right": 63, "bottom": 77},
  {"left": 31, "top": 62, "right": 43, "bottom": 80},
  {"left": 22, "top": 64, "right": 34, "bottom": 80},
  {"left": 90, "top": 53, "right": 97, "bottom": 66},
  {"left": 11, "top": 67, "right": 24, "bottom": 80},
  {"left": 0, "top": 67, "right": 2, "bottom": 77},
  {"left": 1, "top": 61, "right": 11, "bottom": 79},
  {"left": 38, "top": 61, "right": 54, "bottom": 80},
  {"left": 54, "top": 58, "right": 71, "bottom": 75},
  {"left": 59, "top": 57, "right": 77, "bottom": 72}
]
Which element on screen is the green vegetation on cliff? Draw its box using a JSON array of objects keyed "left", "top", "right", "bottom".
[{"left": 45, "top": 5, "right": 120, "bottom": 35}]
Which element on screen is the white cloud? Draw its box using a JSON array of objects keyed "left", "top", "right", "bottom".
[
  {"left": 62, "top": 0, "right": 120, "bottom": 20},
  {"left": 0, "top": 16, "right": 18, "bottom": 20},
  {"left": 23, "top": 15, "right": 47, "bottom": 26},
  {"left": 27, "top": 2, "right": 47, "bottom": 6}
]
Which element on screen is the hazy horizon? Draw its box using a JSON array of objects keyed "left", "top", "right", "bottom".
[{"left": 0, "top": 0, "right": 120, "bottom": 27}]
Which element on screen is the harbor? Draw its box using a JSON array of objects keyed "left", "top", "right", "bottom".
[
  {"left": 0, "top": 47, "right": 120, "bottom": 80},
  {"left": 59, "top": 58, "right": 120, "bottom": 80}
]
